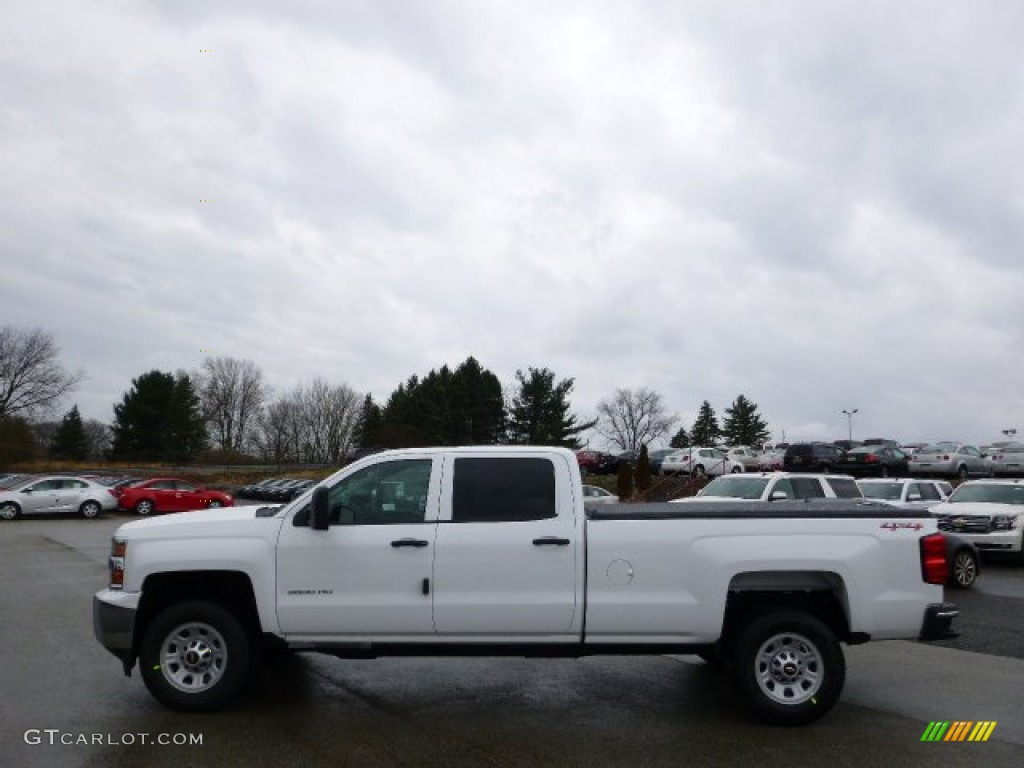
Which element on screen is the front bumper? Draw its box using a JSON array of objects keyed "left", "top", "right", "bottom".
[
  {"left": 919, "top": 602, "right": 960, "bottom": 641},
  {"left": 93, "top": 589, "right": 139, "bottom": 674},
  {"left": 948, "top": 530, "right": 1023, "bottom": 553}
]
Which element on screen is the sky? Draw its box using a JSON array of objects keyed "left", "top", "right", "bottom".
[{"left": 3, "top": 0, "right": 1024, "bottom": 449}]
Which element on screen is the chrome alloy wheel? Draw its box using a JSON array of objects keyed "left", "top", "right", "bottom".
[
  {"left": 951, "top": 550, "right": 977, "bottom": 587},
  {"left": 159, "top": 622, "right": 229, "bottom": 694},
  {"left": 754, "top": 632, "right": 823, "bottom": 705}
]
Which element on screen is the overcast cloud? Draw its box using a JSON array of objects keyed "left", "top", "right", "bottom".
[{"left": 3, "top": 0, "right": 1023, "bottom": 447}]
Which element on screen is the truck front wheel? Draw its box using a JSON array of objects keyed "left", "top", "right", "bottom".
[
  {"left": 139, "top": 601, "right": 251, "bottom": 712},
  {"left": 732, "top": 611, "right": 845, "bottom": 726}
]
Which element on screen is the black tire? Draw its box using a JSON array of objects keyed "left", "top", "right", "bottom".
[
  {"left": 732, "top": 611, "right": 845, "bottom": 726},
  {"left": 208, "top": 500, "right": 223, "bottom": 508},
  {"left": 957, "top": 465, "right": 969, "bottom": 480},
  {"left": 139, "top": 600, "right": 251, "bottom": 712},
  {"left": 79, "top": 500, "right": 102, "bottom": 519},
  {"left": 135, "top": 499, "right": 155, "bottom": 516},
  {"left": 948, "top": 547, "right": 978, "bottom": 589},
  {"left": 731, "top": 465, "right": 742, "bottom": 474},
  {"left": 693, "top": 465, "right": 706, "bottom": 477},
  {"left": 880, "top": 466, "right": 890, "bottom": 478},
  {"left": 0, "top": 502, "right": 20, "bottom": 521}
]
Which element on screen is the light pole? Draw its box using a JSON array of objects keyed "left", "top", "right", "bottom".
[{"left": 841, "top": 408, "right": 858, "bottom": 442}]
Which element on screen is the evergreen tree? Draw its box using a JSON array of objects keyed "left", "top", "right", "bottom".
[
  {"left": 110, "top": 371, "right": 207, "bottom": 461},
  {"left": 669, "top": 425, "right": 690, "bottom": 449},
  {"left": 508, "top": 367, "right": 596, "bottom": 448},
  {"left": 380, "top": 357, "right": 505, "bottom": 447},
  {"left": 616, "top": 458, "right": 634, "bottom": 500},
  {"left": 49, "top": 404, "right": 88, "bottom": 460},
  {"left": 634, "top": 444, "right": 652, "bottom": 493},
  {"left": 354, "top": 394, "right": 383, "bottom": 452},
  {"left": 690, "top": 401, "right": 721, "bottom": 446},
  {"left": 722, "top": 394, "right": 771, "bottom": 446}
]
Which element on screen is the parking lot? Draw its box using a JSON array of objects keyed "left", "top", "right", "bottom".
[{"left": 1, "top": 514, "right": 1022, "bottom": 767}]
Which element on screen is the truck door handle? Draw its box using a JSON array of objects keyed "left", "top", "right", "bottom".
[
  {"left": 391, "top": 538, "right": 429, "bottom": 548},
  {"left": 533, "top": 537, "right": 570, "bottom": 546}
]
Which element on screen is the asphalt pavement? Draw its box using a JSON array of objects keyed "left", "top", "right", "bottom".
[{"left": 1, "top": 514, "right": 1021, "bottom": 768}]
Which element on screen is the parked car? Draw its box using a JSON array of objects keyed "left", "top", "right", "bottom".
[
  {"left": 648, "top": 448, "right": 678, "bottom": 475},
  {"left": 929, "top": 479, "right": 1024, "bottom": 559},
  {"left": 987, "top": 443, "right": 1024, "bottom": 477},
  {"left": 0, "top": 476, "right": 117, "bottom": 519},
  {"left": 856, "top": 478, "right": 950, "bottom": 509},
  {"left": 575, "top": 450, "right": 619, "bottom": 475},
  {"left": 757, "top": 449, "right": 785, "bottom": 471},
  {"left": 267, "top": 479, "right": 316, "bottom": 502},
  {"left": 727, "top": 447, "right": 761, "bottom": 471},
  {"left": 674, "top": 472, "right": 862, "bottom": 502},
  {"left": 661, "top": 447, "right": 743, "bottom": 477},
  {"left": 237, "top": 478, "right": 281, "bottom": 499},
  {"left": 581, "top": 484, "right": 619, "bottom": 504},
  {"left": 834, "top": 445, "right": 910, "bottom": 478},
  {"left": 117, "top": 478, "right": 234, "bottom": 516},
  {"left": 783, "top": 442, "right": 844, "bottom": 473},
  {"left": 249, "top": 478, "right": 300, "bottom": 501},
  {"left": 909, "top": 442, "right": 990, "bottom": 479}
]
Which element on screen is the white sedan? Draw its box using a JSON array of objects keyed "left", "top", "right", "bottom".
[
  {"left": 0, "top": 476, "right": 117, "bottom": 519},
  {"left": 581, "top": 485, "right": 619, "bottom": 504},
  {"left": 661, "top": 447, "right": 744, "bottom": 477}
]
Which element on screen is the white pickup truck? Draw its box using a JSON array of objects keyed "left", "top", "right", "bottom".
[{"left": 93, "top": 446, "right": 958, "bottom": 725}]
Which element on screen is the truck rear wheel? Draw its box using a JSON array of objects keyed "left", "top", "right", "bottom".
[
  {"left": 139, "top": 600, "right": 251, "bottom": 711},
  {"left": 732, "top": 611, "right": 845, "bottom": 726}
]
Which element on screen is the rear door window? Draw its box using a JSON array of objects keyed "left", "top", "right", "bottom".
[
  {"left": 790, "top": 478, "right": 826, "bottom": 499},
  {"left": 826, "top": 477, "right": 862, "bottom": 498},
  {"left": 452, "top": 458, "right": 556, "bottom": 523}
]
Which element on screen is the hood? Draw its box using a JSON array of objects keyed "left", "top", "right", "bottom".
[
  {"left": 931, "top": 502, "right": 1021, "bottom": 517},
  {"left": 114, "top": 505, "right": 284, "bottom": 540}
]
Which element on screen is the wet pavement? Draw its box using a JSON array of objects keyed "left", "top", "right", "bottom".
[{"left": 1, "top": 514, "right": 1021, "bottom": 767}]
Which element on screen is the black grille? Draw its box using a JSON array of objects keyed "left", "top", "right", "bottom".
[{"left": 936, "top": 515, "right": 992, "bottom": 534}]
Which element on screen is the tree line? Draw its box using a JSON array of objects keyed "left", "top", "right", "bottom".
[{"left": 0, "top": 324, "right": 773, "bottom": 465}]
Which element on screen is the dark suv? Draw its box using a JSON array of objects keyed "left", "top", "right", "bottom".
[{"left": 783, "top": 442, "right": 844, "bottom": 473}]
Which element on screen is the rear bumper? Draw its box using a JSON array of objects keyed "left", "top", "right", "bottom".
[{"left": 919, "top": 602, "right": 960, "bottom": 641}]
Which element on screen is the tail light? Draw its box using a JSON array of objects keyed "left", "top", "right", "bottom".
[
  {"left": 920, "top": 533, "right": 948, "bottom": 585},
  {"left": 865, "top": 454, "right": 879, "bottom": 463}
]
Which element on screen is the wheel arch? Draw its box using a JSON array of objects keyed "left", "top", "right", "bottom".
[
  {"left": 133, "top": 571, "right": 262, "bottom": 660},
  {"left": 721, "top": 571, "right": 856, "bottom": 645}
]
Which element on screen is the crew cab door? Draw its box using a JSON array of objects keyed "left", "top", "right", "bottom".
[
  {"left": 431, "top": 453, "right": 581, "bottom": 637},
  {"left": 275, "top": 456, "right": 440, "bottom": 636}
]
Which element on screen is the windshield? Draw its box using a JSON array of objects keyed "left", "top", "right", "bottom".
[
  {"left": 699, "top": 476, "right": 770, "bottom": 500},
  {"left": 919, "top": 443, "right": 958, "bottom": 455},
  {"left": 860, "top": 482, "right": 903, "bottom": 501},
  {"left": 948, "top": 484, "right": 1024, "bottom": 505}
]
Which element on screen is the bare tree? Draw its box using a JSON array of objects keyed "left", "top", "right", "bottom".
[
  {"left": 595, "top": 387, "right": 677, "bottom": 452},
  {"left": 0, "top": 326, "right": 83, "bottom": 418},
  {"left": 83, "top": 419, "right": 112, "bottom": 461},
  {"left": 195, "top": 357, "right": 266, "bottom": 453},
  {"left": 295, "top": 378, "right": 362, "bottom": 463},
  {"left": 254, "top": 396, "right": 302, "bottom": 463},
  {"left": 254, "top": 380, "right": 362, "bottom": 464}
]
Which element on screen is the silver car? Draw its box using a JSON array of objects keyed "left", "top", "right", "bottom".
[
  {"left": 0, "top": 476, "right": 117, "bottom": 519},
  {"left": 988, "top": 443, "right": 1024, "bottom": 477},
  {"left": 908, "top": 442, "right": 990, "bottom": 479}
]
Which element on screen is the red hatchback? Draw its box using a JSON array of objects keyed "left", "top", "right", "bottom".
[{"left": 117, "top": 478, "right": 233, "bottom": 516}]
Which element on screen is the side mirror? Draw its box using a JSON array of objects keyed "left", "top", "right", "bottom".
[{"left": 311, "top": 486, "right": 330, "bottom": 531}]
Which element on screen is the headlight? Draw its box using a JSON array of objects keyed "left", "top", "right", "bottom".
[
  {"left": 109, "top": 538, "right": 126, "bottom": 589},
  {"left": 992, "top": 514, "right": 1020, "bottom": 531}
]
